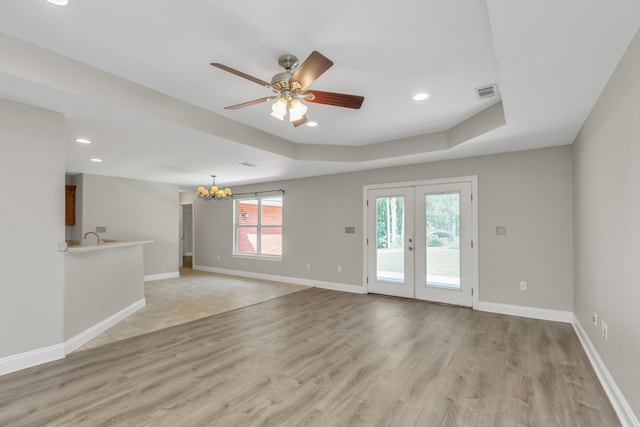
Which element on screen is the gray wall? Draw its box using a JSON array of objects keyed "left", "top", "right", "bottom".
[
  {"left": 0, "top": 99, "right": 65, "bottom": 358},
  {"left": 80, "top": 174, "right": 179, "bottom": 277},
  {"left": 192, "top": 145, "right": 574, "bottom": 312},
  {"left": 573, "top": 28, "right": 640, "bottom": 416}
]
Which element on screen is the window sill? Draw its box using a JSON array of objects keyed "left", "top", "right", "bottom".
[{"left": 231, "top": 254, "right": 282, "bottom": 262}]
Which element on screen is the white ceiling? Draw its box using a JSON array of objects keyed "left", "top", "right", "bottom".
[{"left": 1, "top": 0, "right": 639, "bottom": 189}]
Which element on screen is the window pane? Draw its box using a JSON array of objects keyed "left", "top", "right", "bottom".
[
  {"left": 261, "top": 197, "right": 282, "bottom": 225},
  {"left": 425, "top": 193, "right": 460, "bottom": 289},
  {"left": 237, "top": 227, "right": 257, "bottom": 254},
  {"left": 375, "top": 196, "right": 405, "bottom": 283},
  {"left": 261, "top": 227, "right": 282, "bottom": 256},
  {"left": 237, "top": 200, "right": 258, "bottom": 225}
]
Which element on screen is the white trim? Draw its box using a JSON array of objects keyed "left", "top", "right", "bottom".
[
  {"left": 362, "top": 186, "right": 368, "bottom": 292},
  {"left": 0, "top": 343, "right": 65, "bottom": 376},
  {"left": 144, "top": 271, "right": 179, "bottom": 281},
  {"left": 231, "top": 254, "right": 282, "bottom": 262},
  {"left": 193, "top": 265, "right": 366, "bottom": 294},
  {"left": 471, "top": 177, "right": 479, "bottom": 309},
  {"left": 64, "top": 298, "right": 146, "bottom": 354},
  {"left": 185, "top": 252, "right": 193, "bottom": 256},
  {"left": 363, "top": 175, "right": 479, "bottom": 190},
  {"left": 478, "top": 301, "right": 573, "bottom": 323},
  {"left": 572, "top": 315, "right": 639, "bottom": 427}
]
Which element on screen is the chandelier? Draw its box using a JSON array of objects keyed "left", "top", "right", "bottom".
[
  {"left": 270, "top": 89, "right": 308, "bottom": 122},
  {"left": 197, "top": 175, "right": 232, "bottom": 201}
]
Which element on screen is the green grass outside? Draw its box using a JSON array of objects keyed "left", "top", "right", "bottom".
[{"left": 377, "top": 248, "right": 459, "bottom": 276}]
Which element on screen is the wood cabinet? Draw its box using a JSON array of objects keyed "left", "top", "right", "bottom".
[{"left": 65, "top": 185, "right": 76, "bottom": 225}]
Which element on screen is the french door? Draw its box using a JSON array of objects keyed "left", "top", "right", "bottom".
[{"left": 366, "top": 179, "right": 475, "bottom": 307}]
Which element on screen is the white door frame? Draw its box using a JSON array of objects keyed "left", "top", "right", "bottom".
[{"left": 362, "top": 176, "right": 479, "bottom": 309}]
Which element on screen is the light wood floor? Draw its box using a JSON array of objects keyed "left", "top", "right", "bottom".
[
  {"left": 0, "top": 288, "right": 618, "bottom": 426},
  {"left": 76, "top": 268, "right": 308, "bottom": 351}
]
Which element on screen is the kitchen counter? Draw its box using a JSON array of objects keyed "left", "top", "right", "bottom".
[
  {"left": 66, "top": 240, "right": 153, "bottom": 254},
  {"left": 64, "top": 240, "right": 151, "bottom": 353}
]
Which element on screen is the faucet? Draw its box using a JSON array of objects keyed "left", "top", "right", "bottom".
[{"left": 83, "top": 231, "right": 100, "bottom": 245}]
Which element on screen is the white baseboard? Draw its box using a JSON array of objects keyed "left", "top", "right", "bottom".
[
  {"left": 193, "top": 265, "right": 366, "bottom": 294},
  {"left": 64, "top": 298, "right": 146, "bottom": 354},
  {"left": 0, "top": 343, "right": 65, "bottom": 377},
  {"left": 477, "top": 301, "right": 573, "bottom": 323},
  {"left": 144, "top": 271, "right": 179, "bottom": 281},
  {"left": 572, "top": 315, "right": 639, "bottom": 427}
]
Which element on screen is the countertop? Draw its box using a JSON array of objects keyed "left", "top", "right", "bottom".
[{"left": 66, "top": 240, "right": 153, "bottom": 254}]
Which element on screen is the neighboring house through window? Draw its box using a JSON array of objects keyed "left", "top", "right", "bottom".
[{"left": 234, "top": 196, "right": 283, "bottom": 258}]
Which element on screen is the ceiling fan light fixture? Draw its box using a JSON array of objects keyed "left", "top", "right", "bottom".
[
  {"left": 271, "top": 98, "right": 287, "bottom": 120},
  {"left": 288, "top": 99, "right": 307, "bottom": 122}
]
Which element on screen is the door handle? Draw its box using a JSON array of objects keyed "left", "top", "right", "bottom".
[
  {"left": 408, "top": 238, "right": 413, "bottom": 243},
  {"left": 408, "top": 246, "right": 413, "bottom": 251}
]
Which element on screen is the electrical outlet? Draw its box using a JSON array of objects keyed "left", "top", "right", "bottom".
[
  {"left": 306, "top": 264, "right": 311, "bottom": 271},
  {"left": 520, "top": 281, "right": 527, "bottom": 291},
  {"left": 338, "top": 265, "right": 342, "bottom": 273},
  {"left": 217, "top": 255, "right": 220, "bottom": 261},
  {"left": 601, "top": 320, "right": 608, "bottom": 341},
  {"left": 592, "top": 312, "right": 598, "bottom": 327}
]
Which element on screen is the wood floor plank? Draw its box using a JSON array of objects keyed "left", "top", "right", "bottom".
[{"left": 0, "top": 288, "right": 620, "bottom": 426}]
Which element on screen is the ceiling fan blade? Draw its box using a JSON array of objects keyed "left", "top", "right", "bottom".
[
  {"left": 289, "top": 51, "right": 334, "bottom": 91},
  {"left": 224, "top": 97, "right": 276, "bottom": 110},
  {"left": 211, "top": 63, "right": 273, "bottom": 89},
  {"left": 303, "top": 90, "right": 364, "bottom": 109},
  {"left": 292, "top": 115, "right": 308, "bottom": 127}
]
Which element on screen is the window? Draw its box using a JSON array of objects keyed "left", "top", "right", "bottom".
[{"left": 234, "top": 196, "right": 283, "bottom": 258}]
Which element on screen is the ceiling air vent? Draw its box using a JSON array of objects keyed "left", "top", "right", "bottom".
[
  {"left": 239, "top": 162, "right": 259, "bottom": 168},
  {"left": 475, "top": 84, "right": 498, "bottom": 100}
]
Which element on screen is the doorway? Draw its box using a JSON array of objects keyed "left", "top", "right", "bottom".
[
  {"left": 364, "top": 177, "right": 478, "bottom": 307},
  {"left": 179, "top": 202, "right": 194, "bottom": 269}
]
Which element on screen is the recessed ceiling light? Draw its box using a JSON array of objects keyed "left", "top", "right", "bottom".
[
  {"left": 90, "top": 158, "right": 102, "bottom": 163},
  {"left": 413, "top": 93, "right": 430, "bottom": 101},
  {"left": 306, "top": 121, "right": 318, "bottom": 127},
  {"left": 46, "top": 0, "right": 69, "bottom": 5},
  {"left": 75, "top": 138, "right": 91, "bottom": 144}
]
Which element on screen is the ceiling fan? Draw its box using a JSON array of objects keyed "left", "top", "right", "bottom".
[{"left": 211, "top": 51, "right": 364, "bottom": 127}]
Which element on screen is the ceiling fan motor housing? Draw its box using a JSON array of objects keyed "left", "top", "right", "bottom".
[{"left": 270, "top": 71, "right": 293, "bottom": 91}]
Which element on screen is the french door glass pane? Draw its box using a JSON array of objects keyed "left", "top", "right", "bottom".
[
  {"left": 425, "top": 193, "right": 460, "bottom": 289},
  {"left": 376, "top": 196, "right": 405, "bottom": 282}
]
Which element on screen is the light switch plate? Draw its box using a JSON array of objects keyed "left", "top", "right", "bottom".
[{"left": 96, "top": 226, "right": 106, "bottom": 233}]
